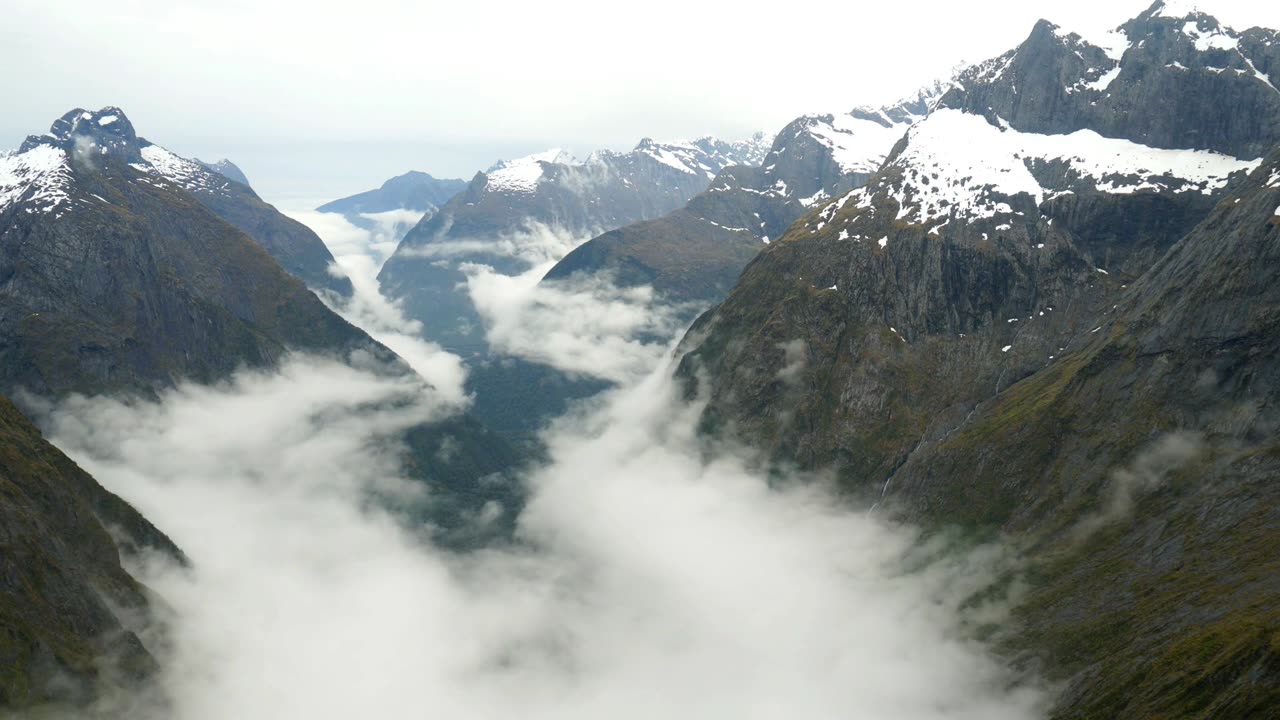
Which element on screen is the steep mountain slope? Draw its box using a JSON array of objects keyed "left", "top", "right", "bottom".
[
  {"left": 0, "top": 393, "right": 182, "bottom": 710},
  {"left": 678, "top": 1, "right": 1273, "bottom": 486},
  {"left": 318, "top": 170, "right": 467, "bottom": 216},
  {"left": 545, "top": 82, "right": 950, "bottom": 305},
  {"left": 0, "top": 107, "right": 521, "bottom": 532},
  {"left": 15, "top": 108, "right": 350, "bottom": 296},
  {"left": 1, "top": 120, "right": 373, "bottom": 397},
  {"left": 194, "top": 158, "right": 251, "bottom": 188},
  {"left": 892, "top": 143, "right": 1280, "bottom": 720},
  {"left": 377, "top": 135, "right": 771, "bottom": 354}
]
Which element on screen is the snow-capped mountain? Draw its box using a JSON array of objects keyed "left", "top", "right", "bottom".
[
  {"left": 376, "top": 131, "right": 771, "bottom": 355},
  {"left": 0, "top": 104, "right": 520, "bottom": 529},
  {"left": 4, "top": 107, "right": 350, "bottom": 295},
  {"left": 0, "top": 107, "right": 380, "bottom": 395},
  {"left": 673, "top": 7, "right": 1280, "bottom": 716},
  {"left": 682, "top": 0, "right": 1273, "bottom": 591},
  {"left": 543, "top": 82, "right": 952, "bottom": 306}
]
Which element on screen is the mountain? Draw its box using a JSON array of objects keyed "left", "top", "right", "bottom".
[
  {"left": 317, "top": 170, "right": 467, "bottom": 216},
  {"left": 0, "top": 109, "right": 525, "bottom": 710},
  {"left": 0, "top": 392, "right": 183, "bottom": 709},
  {"left": 194, "top": 158, "right": 251, "bottom": 188},
  {"left": 316, "top": 170, "right": 469, "bottom": 245},
  {"left": 377, "top": 134, "right": 772, "bottom": 355},
  {"left": 673, "top": 2, "right": 1280, "bottom": 715},
  {"left": 0, "top": 109, "right": 525, "bottom": 704},
  {"left": 678, "top": 2, "right": 1274, "bottom": 482},
  {"left": 11, "top": 107, "right": 350, "bottom": 296},
  {"left": 0, "top": 110, "right": 377, "bottom": 397},
  {"left": 0, "top": 106, "right": 520, "bottom": 529},
  {"left": 885, "top": 142, "right": 1280, "bottom": 719},
  {"left": 544, "top": 82, "right": 950, "bottom": 305}
]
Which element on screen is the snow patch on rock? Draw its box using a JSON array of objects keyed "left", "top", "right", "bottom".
[
  {"left": 139, "top": 144, "right": 238, "bottom": 197},
  {"left": 0, "top": 145, "right": 73, "bottom": 216},
  {"left": 876, "top": 109, "right": 1260, "bottom": 224}
]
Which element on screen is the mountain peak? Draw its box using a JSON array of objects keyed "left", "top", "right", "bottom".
[
  {"left": 194, "top": 158, "right": 251, "bottom": 188},
  {"left": 20, "top": 106, "right": 141, "bottom": 160}
]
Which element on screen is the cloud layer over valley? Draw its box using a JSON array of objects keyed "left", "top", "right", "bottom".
[{"left": 41, "top": 352, "right": 1046, "bottom": 720}]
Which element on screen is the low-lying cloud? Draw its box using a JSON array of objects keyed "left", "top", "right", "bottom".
[
  {"left": 36, "top": 347, "right": 1045, "bottom": 720},
  {"left": 291, "top": 209, "right": 469, "bottom": 407},
  {"left": 1070, "top": 431, "right": 1204, "bottom": 542},
  {"left": 395, "top": 221, "right": 593, "bottom": 268},
  {"left": 464, "top": 262, "right": 693, "bottom": 384},
  {"left": 300, "top": 209, "right": 692, "bottom": 388}
]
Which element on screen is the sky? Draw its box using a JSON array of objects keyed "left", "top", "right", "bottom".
[{"left": 4, "top": 0, "right": 1279, "bottom": 206}]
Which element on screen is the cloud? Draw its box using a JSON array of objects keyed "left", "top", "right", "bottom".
[
  {"left": 34, "top": 347, "right": 1046, "bottom": 720},
  {"left": 1070, "top": 431, "right": 1204, "bottom": 542},
  {"left": 294, "top": 208, "right": 423, "bottom": 266},
  {"left": 70, "top": 133, "right": 104, "bottom": 171},
  {"left": 395, "top": 221, "right": 593, "bottom": 269},
  {"left": 290, "top": 209, "right": 470, "bottom": 407},
  {"left": 464, "top": 263, "right": 694, "bottom": 384},
  {"left": 775, "top": 339, "right": 808, "bottom": 386}
]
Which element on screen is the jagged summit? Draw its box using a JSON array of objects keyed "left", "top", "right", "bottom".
[
  {"left": 849, "top": 76, "right": 954, "bottom": 128},
  {"left": 19, "top": 106, "right": 141, "bottom": 160},
  {"left": 941, "top": 0, "right": 1280, "bottom": 159},
  {"left": 2, "top": 106, "right": 351, "bottom": 294}
]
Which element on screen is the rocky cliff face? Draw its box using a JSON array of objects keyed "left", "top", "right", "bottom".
[
  {"left": 673, "top": 3, "right": 1280, "bottom": 714},
  {"left": 677, "top": 1, "right": 1270, "bottom": 487},
  {"left": 890, "top": 144, "right": 1280, "bottom": 720},
  {"left": 0, "top": 393, "right": 182, "bottom": 710},
  {"left": 946, "top": 4, "right": 1280, "bottom": 158},
  {"left": 13, "top": 108, "right": 351, "bottom": 296}
]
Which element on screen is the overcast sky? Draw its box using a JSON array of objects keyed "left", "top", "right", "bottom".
[{"left": 4, "top": 0, "right": 1278, "bottom": 206}]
